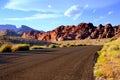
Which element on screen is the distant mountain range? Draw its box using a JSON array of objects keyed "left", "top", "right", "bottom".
[
  {"left": 0, "top": 24, "right": 17, "bottom": 31},
  {"left": 0, "top": 24, "right": 43, "bottom": 36}
]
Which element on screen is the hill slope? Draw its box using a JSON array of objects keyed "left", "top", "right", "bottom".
[{"left": 0, "top": 24, "right": 42, "bottom": 36}]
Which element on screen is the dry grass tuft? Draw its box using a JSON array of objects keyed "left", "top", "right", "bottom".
[
  {"left": 12, "top": 44, "right": 30, "bottom": 52},
  {"left": 94, "top": 39, "right": 120, "bottom": 80},
  {"left": 0, "top": 43, "right": 13, "bottom": 53},
  {"left": 30, "top": 45, "right": 47, "bottom": 50}
]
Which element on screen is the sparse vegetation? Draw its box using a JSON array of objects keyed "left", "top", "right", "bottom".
[
  {"left": 30, "top": 43, "right": 86, "bottom": 50},
  {"left": 97, "top": 54, "right": 107, "bottom": 63},
  {"left": 12, "top": 44, "right": 30, "bottom": 52},
  {"left": 0, "top": 36, "right": 51, "bottom": 46},
  {"left": 94, "top": 39, "right": 120, "bottom": 80},
  {"left": 58, "top": 43, "right": 86, "bottom": 48},
  {"left": 48, "top": 44, "right": 58, "bottom": 48},
  {"left": 0, "top": 43, "right": 30, "bottom": 53},
  {"left": 30, "top": 45, "right": 47, "bottom": 50},
  {"left": 0, "top": 43, "right": 12, "bottom": 53},
  {"left": 59, "top": 44, "right": 68, "bottom": 48},
  {"left": 0, "top": 40, "right": 88, "bottom": 53},
  {"left": 56, "top": 39, "right": 111, "bottom": 46},
  {"left": 94, "top": 69, "right": 103, "bottom": 77}
]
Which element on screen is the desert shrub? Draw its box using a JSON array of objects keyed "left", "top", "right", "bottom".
[
  {"left": 59, "top": 43, "right": 85, "bottom": 48},
  {"left": 69, "top": 44, "right": 75, "bottom": 47},
  {"left": 110, "top": 38, "right": 117, "bottom": 41},
  {"left": 94, "top": 39, "right": 120, "bottom": 79},
  {"left": 94, "top": 69, "right": 103, "bottom": 77},
  {"left": 64, "top": 44, "right": 69, "bottom": 47},
  {"left": 101, "top": 45, "right": 109, "bottom": 52},
  {"left": 30, "top": 45, "right": 47, "bottom": 50},
  {"left": 76, "top": 44, "right": 83, "bottom": 46},
  {"left": 0, "top": 43, "right": 12, "bottom": 53},
  {"left": 108, "top": 51, "right": 119, "bottom": 57},
  {"left": 59, "top": 43, "right": 76, "bottom": 48},
  {"left": 97, "top": 54, "right": 107, "bottom": 63},
  {"left": 48, "top": 44, "right": 58, "bottom": 48},
  {"left": 107, "top": 45, "right": 119, "bottom": 52},
  {"left": 59, "top": 44, "right": 76, "bottom": 48},
  {"left": 59, "top": 44, "right": 67, "bottom": 48},
  {"left": 12, "top": 44, "right": 30, "bottom": 52}
]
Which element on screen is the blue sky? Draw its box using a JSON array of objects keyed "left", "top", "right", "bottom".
[{"left": 0, "top": 0, "right": 120, "bottom": 31}]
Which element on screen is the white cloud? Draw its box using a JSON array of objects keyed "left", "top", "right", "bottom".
[
  {"left": 4, "top": 0, "right": 31, "bottom": 11},
  {"left": 4, "top": 0, "right": 120, "bottom": 11},
  {"left": 108, "top": 11, "right": 113, "bottom": 15},
  {"left": 48, "top": 5, "right": 52, "bottom": 8},
  {"left": 4, "top": 0, "right": 51, "bottom": 11},
  {"left": 64, "top": 4, "right": 88, "bottom": 20},
  {"left": 64, "top": 5, "right": 79, "bottom": 17},
  {"left": 4, "top": 13, "right": 61, "bottom": 21}
]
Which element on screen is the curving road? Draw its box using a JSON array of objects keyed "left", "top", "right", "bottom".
[{"left": 0, "top": 46, "right": 101, "bottom": 80}]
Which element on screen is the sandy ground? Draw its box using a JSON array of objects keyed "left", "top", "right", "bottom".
[{"left": 0, "top": 46, "right": 101, "bottom": 80}]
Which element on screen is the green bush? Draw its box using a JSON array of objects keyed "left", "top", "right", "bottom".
[
  {"left": 0, "top": 43, "right": 12, "bottom": 53},
  {"left": 12, "top": 44, "right": 30, "bottom": 52}
]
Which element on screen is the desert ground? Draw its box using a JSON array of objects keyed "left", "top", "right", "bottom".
[{"left": 0, "top": 46, "right": 101, "bottom": 80}]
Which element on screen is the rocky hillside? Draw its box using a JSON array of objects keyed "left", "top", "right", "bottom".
[
  {"left": 22, "top": 23, "right": 120, "bottom": 41},
  {"left": 0, "top": 24, "right": 42, "bottom": 36},
  {"left": 17, "top": 25, "right": 37, "bottom": 35},
  {"left": 0, "top": 29, "right": 19, "bottom": 36},
  {"left": 22, "top": 30, "right": 42, "bottom": 39},
  {"left": 22, "top": 23, "right": 120, "bottom": 42}
]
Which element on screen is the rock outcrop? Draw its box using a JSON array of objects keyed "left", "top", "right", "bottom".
[
  {"left": 0, "top": 29, "right": 19, "bottom": 36},
  {"left": 22, "top": 23, "right": 120, "bottom": 42},
  {"left": 0, "top": 24, "right": 43, "bottom": 36},
  {"left": 22, "top": 30, "right": 41, "bottom": 39},
  {"left": 17, "top": 25, "right": 36, "bottom": 35}
]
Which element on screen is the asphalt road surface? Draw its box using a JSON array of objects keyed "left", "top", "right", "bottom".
[{"left": 0, "top": 46, "right": 101, "bottom": 80}]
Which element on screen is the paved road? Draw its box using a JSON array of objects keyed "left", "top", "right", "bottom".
[{"left": 0, "top": 46, "right": 101, "bottom": 80}]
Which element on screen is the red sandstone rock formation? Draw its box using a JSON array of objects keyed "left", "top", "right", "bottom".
[{"left": 22, "top": 23, "right": 120, "bottom": 42}]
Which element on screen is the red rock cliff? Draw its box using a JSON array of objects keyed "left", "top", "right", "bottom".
[{"left": 22, "top": 23, "right": 120, "bottom": 42}]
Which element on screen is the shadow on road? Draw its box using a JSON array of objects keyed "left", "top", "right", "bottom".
[
  {"left": 0, "top": 49, "right": 57, "bottom": 64},
  {"left": 0, "top": 49, "right": 57, "bottom": 55}
]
